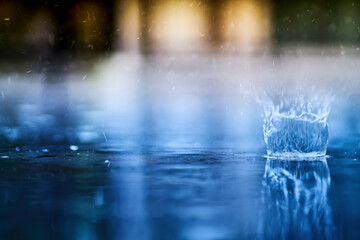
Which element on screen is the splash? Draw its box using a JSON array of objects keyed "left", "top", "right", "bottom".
[{"left": 258, "top": 92, "right": 332, "bottom": 157}]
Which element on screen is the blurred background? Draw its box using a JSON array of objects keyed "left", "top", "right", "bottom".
[
  {"left": 3, "top": 0, "right": 360, "bottom": 55},
  {"left": 1, "top": 0, "right": 360, "bottom": 147},
  {"left": 1, "top": 0, "right": 360, "bottom": 149},
  {"left": 2, "top": 1, "right": 360, "bottom": 239}
]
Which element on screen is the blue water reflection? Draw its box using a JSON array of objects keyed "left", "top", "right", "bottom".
[
  {"left": 1, "top": 146, "right": 359, "bottom": 239},
  {"left": 260, "top": 158, "right": 339, "bottom": 239}
]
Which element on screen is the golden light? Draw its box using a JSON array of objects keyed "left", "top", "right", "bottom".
[
  {"left": 221, "top": 0, "right": 271, "bottom": 53},
  {"left": 116, "top": 0, "right": 140, "bottom": 52},
  {"left": 0, "top": 1, "right": 17, "bottom": 24},
  {"left": 151, "top": 0, "right": 208, "bottom": 52}
]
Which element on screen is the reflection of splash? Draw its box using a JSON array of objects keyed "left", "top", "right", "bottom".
[{"left": 259, "top": 158, "right": 338, "bottom": 239}]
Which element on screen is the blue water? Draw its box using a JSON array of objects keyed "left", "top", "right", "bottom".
[
  {"left": 0, "top": 144, "right": 359, "bottom": 239},
  {"left": 1, "top": 53, "right": 360, "bottom": 239}
]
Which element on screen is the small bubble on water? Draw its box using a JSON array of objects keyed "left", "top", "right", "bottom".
[
  {"left": 70, "top": 145, "right": 79, "bottom": 151},
  {"left": 42, "top": 149, "right": 49, "bottom": 153},
  {"left": 15, "top": 147, "right": 20, "bottom": 152}
]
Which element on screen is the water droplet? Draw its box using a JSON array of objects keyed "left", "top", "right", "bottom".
[
  {"left": 70, "top": 145, "right": 79, "bottom": 151},
  {"left": 104, "top": 160, "right": 111, "bottom": 167}
]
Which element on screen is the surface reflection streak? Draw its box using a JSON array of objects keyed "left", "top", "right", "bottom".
[{"left": 259, "top": 158, "right": 339, "bottom": 240}]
